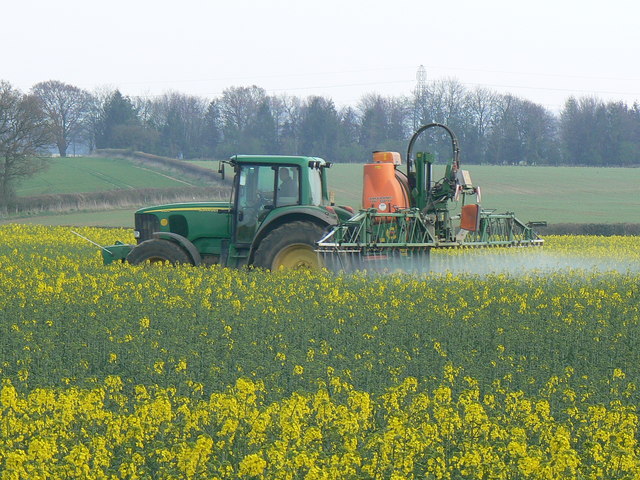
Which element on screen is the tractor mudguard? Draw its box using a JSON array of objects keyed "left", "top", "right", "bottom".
[
  {"left": 152, "top": 232, "right": 203, "bottom": 266},
  {"left": 252, "top": 207, "right": 337, "bottom": 248}
]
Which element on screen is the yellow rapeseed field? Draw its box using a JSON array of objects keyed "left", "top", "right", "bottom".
[{"left": 1, "top": 224, "right": 639, "bottom": 479}]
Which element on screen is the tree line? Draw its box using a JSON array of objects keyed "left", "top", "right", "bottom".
[{"left": 1, "top": 77, "right": 640, "bottom": 203}]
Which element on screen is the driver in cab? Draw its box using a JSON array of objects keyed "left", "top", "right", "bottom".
[{"left": 279, "top": 168, "right": 297, "bottom": 197}]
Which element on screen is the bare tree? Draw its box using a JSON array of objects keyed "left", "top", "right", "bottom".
[
  {"left": 84, "top": 86, "right": 115, "bottom": 152},
  {"left": 217, "top": 86, "right": 267, "bottom": 156},
  {"left": 439, "top": 78, "right": 467, "bottom": 130},
  {"left": 463, "top": 87, "right": 499, "bottom": 163},
  {"left": 0, "top": 81, "right": 51, "bottom": 206},
  {"left": 31, "top": 80, "right": 92, "bottom": 157},
  {"left": 358, "top": 93, "right": 389, "bottom": 148},
  {"left": 137, "top": 91, "right": 209, "bottom": 157},
  {"left": 155, "top": 91, "right": 209, "bottom": 158},
  {"left": 132, "top": 93, "right": 155, "bottom": 126},
  {"left": 298, "top": 96, "right": 339, "bottom": 159},
  {"left": 273, "top": 94, "right": 302, "bottom": 154},
  {"left": 219, "top": 85, "right": 266, "bottom": 134},
  {"left": 357, "top": 94, "right": 410, "bottom": 152},
  {"left": 487, "top": 94, "right": 559, "bottom": 165},
  {"left": 386, "top": 96, "right": 412, "bottom": 144}
]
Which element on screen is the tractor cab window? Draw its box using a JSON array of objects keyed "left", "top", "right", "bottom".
[
  {"left": 309, "top": 167, "right": 323, "bottom": 206},
  {"left": 235, "top": 165, "right": 275, "bottom": 244},
  {"left": 276, "top": 166, "right": 299, "bottom": 207}
]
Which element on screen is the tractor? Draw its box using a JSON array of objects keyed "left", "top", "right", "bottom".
[{"left": 101, "top": 155, "right": 354, "bottom": 269}]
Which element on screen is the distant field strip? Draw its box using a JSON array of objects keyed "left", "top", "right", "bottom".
[
  {"left": 11, "top": 157, "right": 640, "bottom": 225},
  {"left": 16, "top": 156, "right": 204, "bottom": 195},
  {"left": 78, "top": 165, "right": 136, "bottom": 189},
  {"left": 132, "top": 165, "right": 195, "bottom": 186},
  {"left": 192, "top": 161, "right": 640, "bottom": 224}
]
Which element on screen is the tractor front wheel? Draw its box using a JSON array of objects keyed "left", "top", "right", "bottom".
[
  {"left": 252, "top": 221, "right": 325, "bottom": 270},
  {"left": 126, "top": 239, "right": 192, "bottom": 266}
]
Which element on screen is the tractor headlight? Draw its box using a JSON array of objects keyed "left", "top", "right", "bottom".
[{"left": 133, "top": 230, "right": 141, "bottom": 239}]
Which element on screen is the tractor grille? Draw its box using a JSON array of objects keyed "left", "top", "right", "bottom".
[{"left": 134, "top": 213, "right": 160, "bottom": 244}]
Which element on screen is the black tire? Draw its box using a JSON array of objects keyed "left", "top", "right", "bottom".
[
  {"left": 252, "top": 221, "right": 325, "bottom": 270},
  {"left": 126, "top": 239, "right": 192, "bottom": 266}
]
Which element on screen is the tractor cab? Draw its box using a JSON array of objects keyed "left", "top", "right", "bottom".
[{"left": 228, "top": 155, "right": 331, "bottom": 248}]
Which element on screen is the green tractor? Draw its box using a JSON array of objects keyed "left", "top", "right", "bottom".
[{"left": 102, "top": 155, "right": 354, "bottom": 269}]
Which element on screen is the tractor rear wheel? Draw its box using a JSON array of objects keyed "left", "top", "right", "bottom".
[
  {"left": 126, "top": 239, "right": 192, "bottom": 265},
  {"left": 252, "top": 221, "right": 325, "bottom": 270}
]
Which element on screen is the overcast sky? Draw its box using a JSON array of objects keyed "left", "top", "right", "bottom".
[{"left": 3, "top": 0, "right": 639, "bottom": 112}]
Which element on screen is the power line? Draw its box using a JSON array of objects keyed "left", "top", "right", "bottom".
[
  {"left": 145, "top": 78, "right": 640, "bottom": 103},
  {"left": 458, "top": 81, "right": 640, "bottom": 98},
  {"left": 421, "top": 64, "right": 640, "bottom": 84},
  {"left": 105, "top": 65, "right": 640, "bottom": 111},
  {"left": 108, "top": 66, "right": 421, "bottom": 87},
  {"left": 127, "top": 79, "right": 416, "bottom": 99},
  {"left": 105, "top": 63, "right": 640, "bottom": 89}
]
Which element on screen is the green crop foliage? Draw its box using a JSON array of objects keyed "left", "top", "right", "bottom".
[{"left": 1, "top": 225, "right": 639, "bottom": 478}]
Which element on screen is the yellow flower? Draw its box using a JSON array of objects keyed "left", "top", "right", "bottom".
[{"left": 238, "top": 453, "right": 267, "bottom": 477}]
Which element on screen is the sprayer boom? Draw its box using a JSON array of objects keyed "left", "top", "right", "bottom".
[{"left": 316, "top": 124, "right": 544, "bottom": 272}]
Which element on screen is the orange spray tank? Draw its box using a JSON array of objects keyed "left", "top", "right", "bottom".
[{"left": 362, "top": 151, "right": 410, "bottom": 217}]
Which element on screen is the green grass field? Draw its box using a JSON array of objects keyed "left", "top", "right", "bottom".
[
  {"left": 3, "top": 209, "right": 138, "bottom": 228},
  {"left": 16, "top": 156, "right": 203, "bottom": 196},
  {"left": 5, "top": 157, "right": 640, "bottom": 226},
  {"left": 323, "top": 164, "right": 640, "bottom": 225},
  {"left": 192, "top": 160, "right": 640, "bottom": 224}
]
